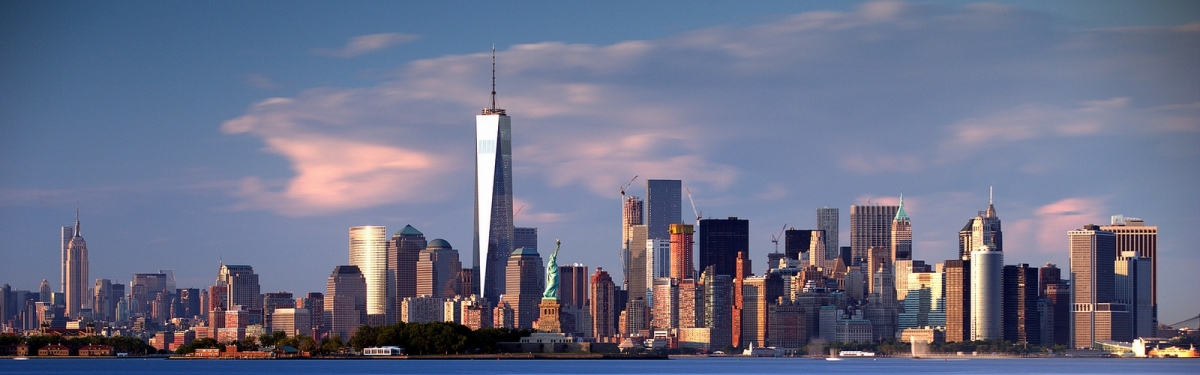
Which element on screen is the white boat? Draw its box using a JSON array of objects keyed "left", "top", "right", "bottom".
[
  {"left": 825, "top": 357, "right": 842, "bottom": 361},
  {"left": 13, "top": 357, "right": 28, "bottom": 361}
]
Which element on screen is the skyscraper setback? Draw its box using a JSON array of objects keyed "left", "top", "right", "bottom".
[
  {"left": 63, "top": 209, "right": 88, "bottom": 319},
  {"left": 474, "top": 49, "right": 515, "bottom": 303}
]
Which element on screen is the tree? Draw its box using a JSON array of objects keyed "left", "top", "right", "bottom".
[
  {"left": 259, "top": 331, "right": 287, "bottom": 348},
  {"left": 321, "top": 335, "right": 345, "bottom": 354}
]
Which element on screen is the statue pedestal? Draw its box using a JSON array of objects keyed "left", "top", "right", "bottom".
[{"left": 537, "top": 298, "right": 563, "bottom": 333}]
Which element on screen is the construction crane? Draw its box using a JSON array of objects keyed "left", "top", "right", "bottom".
[
  {"left": 513, "top": 205, "right": 524, "bottom": 219},
  {"left": 620, "top": 175, "right": 638, "bottom": 197},
  {"left": 770, "top": 224, "right": 788, "bottom": 254},
  {"left": 686, "top": 188, "right": 702, "bottom": 225}
]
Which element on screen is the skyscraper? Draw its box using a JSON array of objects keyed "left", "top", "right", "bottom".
[
  {"left": 1070, "top": 225, "right": 1128, "bottom": 348},
  {"left": 61, "top": 226, "right": 73, "bottom": 294},
  {"left": 389, "top": 225, "right": 426, "bottom": 316},
  {"left": 645, "top": 179, "right": 682, "bottom": 241},
  {"left": 1003, "top": 263, "right": 1040, "bottom": 344},
  {"left": 216, "top": 264, "right": 261, "bottom": 311},
  {"left": 816, "top": 207, "right": 839, "bottom": 263},
  {"left": 970, "top": 244, "right": 1002, "bottom": 341},
  {"left": 1115, "top": 251, "right": 1153, "bottom": 339},
  {"left": 514, "top": 227, "right": 537, "bottom": 252},
  {"left": 891, "top": 195, "right": 912, "bottom": 261},
  {"left": 669, "top": 224, "right": 695, "bottom": 280},
  {"left": 1101, "top": 216, "right": 1157, "bottom": 337},
  {"left": 590, "top": 268, "right": 616, "bottom": 339},
  {"left": 698, "top": 217, "right": 749, "bottom": 278},
  {"left": 850, "top": 203, "right": 898, "bottom": 265},
  {"left": 325, "top": 265, "right": 367, "bottom": 341},
  {"left": 502, "top": 247, "right": 544, "bottom": 329},
  {"left": 622, "top": 196, "right": 644, "bottom": 292},
  {"left": 558, "top": 264, "right": 588, "bottom": 308},
  {"left": 64, "top": 210, "right": 88, "bottom": 318},
  {"left": 626, "top": 225, "right": 649, "bottom": 304},
  {"left": 416, "top": 239, "right": 462, "bottom": 299},
  {"left": 349, "top": 225, "right": 389, "bottom": 325},
  {"left": 943, "top": 259, "right": 970, "bottom": 342},
  {"left": 701, "top": 266, "right": 733, "bottom": 350},
  {"left": 474, "top": 50, "right": 515, "bottom": 303},
  {"left": 960, "top": 189, "right": 1003, "bottom": 259}
]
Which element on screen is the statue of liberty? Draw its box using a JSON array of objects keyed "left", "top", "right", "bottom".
[{"left": 543, "top": 239, "right": 561, "bottom": 300}]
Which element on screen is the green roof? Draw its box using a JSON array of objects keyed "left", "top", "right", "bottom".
[
  {"left": 428, "top": 238, "right": 451, "bottom": 249},
  {"left": 894, "top": 194, "right": 909, "bottom": 221},
  {"left": 397, "top": 225, "right": 423, "bottom": 236},
  {"left": 511, "top": 247, "right": 539, "bottom": 257}
]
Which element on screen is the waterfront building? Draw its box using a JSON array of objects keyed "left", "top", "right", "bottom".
[
  {"left": 1044, "top": 283, "right": 1071, "bottom": 346},
  {"left": 817, "top": 207, "right": 839, "bottom": 263},
  {"left": 1115, "top": 251, "right": 1153, "bottom": 339},
  {"left": 349, "top": 225, "right": 389, "bottom": 325},
  {"left": 1003, "top": 263, "right": 1040, "bottom": 344},
  {"left": 698, "top": 217, "right": 749, "bottom": 278},
  {"left": 1101, "top": 216, "right": 1157, "bottom": 337},
  {"left": 325, "top": 265, "right": 367, "bottom": 342},
  {"left": 475, "top": 52, "right": 516, "bottom": 302},
  {"left": 416, "top": 239, "right": 462, "bottom": 299},
  {"left": 943, "top": 259, "right": 970, "bottom": 342},
  {"left": 768, "top": 299, "right": 805, "bottom": 349},
  {"left": 1070, "top": 225, "right": 1128, "bottom": 347},
  {"left": 970, "top": 244, "right": 1002, "bottom": 341},
  {"left": 591, "top": 268, "right": 617, "bottom": 339},
  {"left": 849, "top": 203, "right": 898, "bottom": 265},
  {"left": 700, "top": 266, "right": 732, "bottom": 349},
  {"left": 389, "top": 225, "right": 426, "bottom": 318},
  {"left": 502, "top": 247, "right": 544, "bottom": 329}
]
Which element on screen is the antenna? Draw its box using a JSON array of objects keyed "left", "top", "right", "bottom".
[
  {"left": 989, "top": 186, "right": 993, "bottom": 205},
  {"left": 490, "top": 45, "right": 497, "bottom": 111}
]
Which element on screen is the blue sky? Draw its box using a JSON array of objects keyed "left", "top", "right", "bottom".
[{"left": 2, "top": 1, "right": 1197, "bottom": 324}]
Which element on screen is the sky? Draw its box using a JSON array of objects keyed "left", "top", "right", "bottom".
[{"left": 1, "top": 0, "right": 1197, "bottom": 324}]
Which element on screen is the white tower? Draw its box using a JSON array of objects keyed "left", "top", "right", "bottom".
[
  {"left": 475, "top": 46, "right": 514, "bottom": 302},
  {"left": 970, "top": 244, "right": 1002, "bottom": 340}
]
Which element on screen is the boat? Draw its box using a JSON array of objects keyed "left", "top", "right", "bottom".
[{"left": 13, "top": 357, "right": 28, "bottom": 361}]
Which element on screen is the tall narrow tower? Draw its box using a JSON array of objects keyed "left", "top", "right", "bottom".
[
  {"left": 64, "top": 207, "right": 88, "bottom": 319},
  {"left": 349, "top": 225, "right": 389, "bottom": 325},
  {"left": 891, "top": 195, "right": 912, "bottom": 261},
  {"left": 475, "top": 46, "right": 515, "bottom": 302}
]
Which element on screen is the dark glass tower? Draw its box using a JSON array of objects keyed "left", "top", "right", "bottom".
[
  {"left": 698, "top": 217, "right": 749, "bottom": 278},
  {"left": 645, "top": 179, "right": 682, "bottom": 240}
]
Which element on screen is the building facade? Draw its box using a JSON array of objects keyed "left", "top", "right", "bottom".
[
  {"left": 325, "top": 265, "right": 367, "bottom": 342},
  {"left": 817, "top": 207, "right": 839, "bottom": 263},
  {"left": 849, "top": 204, "right": 899, "bottom": 265},
  {"left": 475, "top": 77, "right": 515, "bottom": 302},
  {"left": 698, "top": 217, "right": 749, "bottom": 278}
]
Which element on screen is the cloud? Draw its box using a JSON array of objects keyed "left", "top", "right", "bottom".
[
  {"left": 222, "top": 0, "right": 1197, "bottom": 219},
  {"left": 245, "top": 74, "right": 282, "bottom": 89},
  {"left": 312, "top": 33, "right": 420, "bottom": 57},
  {"left": 1004, "top": 197, "right": 1109, "bottom": 259}
]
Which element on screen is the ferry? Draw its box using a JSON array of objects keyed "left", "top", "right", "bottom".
[
  {"left": 363, "top": 346, "right": 405, "bottom": 356},
  {"left": 838, "top": 350, "right": 876, "bottom": 357}
]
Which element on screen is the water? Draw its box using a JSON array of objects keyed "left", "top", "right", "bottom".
[{"left": 2, "top": 357, "right": 1197, "bottom": 374}]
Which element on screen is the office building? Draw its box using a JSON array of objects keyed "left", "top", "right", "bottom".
[
  {"left": 970, "top": 244, "right": 1002, "bottom": 341},
  {"left": 626, "top": 225, "right": 649, "bottom": 323},
  {"left": 651, "top": 278, "right": 677, "bottom": 330},
  {"left": 1070, "top": 225, "right": 1129, "bottom": 347},
  {"left": 622, "top": 196, "right": 644, "bottom": 291},
  {"left": 701, "top": 266, "right": 733, "bottom": 350},
  {"left": 389, "top": 225, "right": 426, "bottom": 316},
  {"left": 502, "top": 247, "right": 544, "bottom": 329},
  {"left": 591, "top": 268, "right": 617, "bottom": 339},
  {"left": 959, "top": 189, "right": 1003, "bottom": 259},
  {"left": 296, "top": 292, "right": 324, "bottom": 339},
  {"left": 646, "top": 238, "right": 669, "bottom": 308},
  {"left": 558, "top": 264, "right": 588, "bottom": 308},
  {"left": 325, "top": 265, "right": 367, "bottom": 341},
  {"left": 850, "top": 203, "right": 899, "bottom": 265},
  {"left": 817, "top": 207, "right": 839, "bottom": 263},
  {"left": 891, "top": 195, "right": 912, "bottom": 261},
  {"left": 698, "top": 217, "right": 749, "bottom": 278},
  {"left": 740, "top": 273, "right": 783, "bottom": 348},
  {"left": 898, "top": 270, "right": 945, "bottom": 331},
  {"left": 216, "top": 264, "right": 261, "bottom": 312},
  {"left": 475, "top": 56, "right": 516, "bottom": 302},
  {"left": 1101, "top": 216, "right": 1157, "bottom": 337},
  {"left": 349, "top": 225, "right": 389, "bottom": 325},
  {"left": 944, "top": 259, "right": 970, "bottom": 342},
  {"left": 63, "top": 212, "right": 88, "bottom": 319},
  {"left": 646, "top": 179, "right": 682, "bottom": 240},
  {"left": 670, "top": 224, "right": 695, "bottom": 280},
  {"left": 1003, "top": 264, "right": 1040, "bottom": 344},
  {"left": 514, "top": 227, "right": 537, "bottom": 252},
  {"left": 271, "top": 308, "right": 311, "bottom": 338},
  {"left": 1044, "top": 283, "right": 1071, "bottom": 346},
  {"left": 732, "top": 252, "right": 750, "bottom": 348},
  {"left": 1115, "top": 251, "right": 1153, "bottom": 338},
  {"left": 416, "top": 239, "right": 462, "bottom": 299}
]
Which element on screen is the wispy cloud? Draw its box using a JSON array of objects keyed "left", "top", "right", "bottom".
[
  {"left": 312, "top": 33, "right": 420, "bottom": 58},
  {"left": 245, "top": 74, "right": 282, "bottom": 89}
]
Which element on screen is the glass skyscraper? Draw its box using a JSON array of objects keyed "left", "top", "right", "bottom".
[
  {"left": 645, "top": 179, "right": 681, "bottom": 241},
  {"left": 475, "top": 50, "right": 514, "bottom": 302},
  {"left": 349, "top": 225, "right": 389, "bottom": 325}
]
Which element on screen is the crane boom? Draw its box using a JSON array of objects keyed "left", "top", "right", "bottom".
[
  {"left": 620, "top": 175, "right": 639, "bottom": 196},
  {"left": 686, "top": 188, "right": 701, "bottom": 223}
]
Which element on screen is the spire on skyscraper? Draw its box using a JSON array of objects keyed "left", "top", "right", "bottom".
[
  {"left": 483, "top": 45, "right": 505, "bottom": 116},
  {"left": 985, "top": 186, "right": 997, "bottom": 217},
  {"left": 74, "top": 201, "right": 81, "bottom": 236},
  {"left": 894, "top": 194, "right": 909, "bottom": 221}
]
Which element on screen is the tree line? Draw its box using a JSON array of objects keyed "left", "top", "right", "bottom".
[
  {"left": 349, "top": 322, "right": 532, "bottom": 355},
  {"left": 0, "top": 333, "right": 155, "bottom": 355}
]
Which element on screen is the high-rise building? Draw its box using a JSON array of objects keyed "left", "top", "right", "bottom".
[
  {"left": 558, "top": 264, "right": 588, "bottom": 308},
  {"left": 849, "top": 203, "right": 899, "bottom": 265},
  {"left": 646, "top": 238, "right": 670, "bottom": 303},
  {"left": 61, "top": 226, "right": 73, "bottom": 294},
  {"left": 944, "top": 259, "right": 970, "bottom": 342},
  {"left": 701, "top": 266, "right": 733, "bottom": 350},
  {"left": 651, "top": 278, "right": 678, "bottom": 330},
  {"left": 474, "top": 52, "right": 515, "bottom": 303},
  {"left": 216, "top": 265, "right": 261, "bottom": 311},
  {"left": 1101, "top": 216, "right": 1157, "bottom": 337},
  {"left": 960, "top": 189, "right": 1003, "bottom": 259},
  {"left": 898, "top": 270, "right": 945, "bottom": 331},
  {"left": 271, "top": 308, "right": 311, "bottom": 338},
  {"left": 669, "top": 224, "right": 695, "bottom": 280},
  {"left": 1044, "top": 283, "right": 1071, "bottom": 346},
  {"left": 416, "top": 239, "right": 462, "bottom": 299},
  {"left": 263, "top": 292, "right": 295, "bottom": 331},
  {"left": 502, "top": 247, "right": 543, "bottom": 329},
  {"left": 622, "top": 196, "right": 644, "bottom": 291},
  {"left": 296, "top": 292, "right": 324, "bottom": 339},
  {"left": 739, "top": 273, "right": 783, "bottom": 348},
  {"left": 388, "top": 225, "right": 426, "bottom": 317},
  {"left": 970, "top": 244, "right": 1002, "bottom": 341},
  {"left": 591, "top": 268, "right": 616, "bottom": 339},
  {"left": 325, "top": 265, "right": 367, "bottom": 342},
  {"left": 64, "top": 211, "right": 88, "bottom": 319},
  {"left": 1039, "top": 263, "right": 1062, "bottom": 297},
  {"left": 1115, "top": 251, "right": 1153, "bottom": 339},
  {"left": 514, "top": 227, "right": 537, "bottom": 252},
  {"left": 645, "top": 179, "right": 682, "bottom": 240},
  {"left": 349, "top": 225, "right": 389, "bottom": 325},
  {"left": 92, "top": 279, "right": 113, "bottom": 322},
  {"left": 732, "top": 252, "right": 750, "bottom": 348},
  {"left": 1003, "top": 264, "right": 1040, "bottom": 344},
  {"left": 1070, "top": 225, "right": 1123, "bottom": 348},
  {"left": 891, "top": 195, "right": 912, "bottom": 261},
  {"left": 816, "top": 207, "right": 839, "bottom": 263},
  {"left": 626, "top": 225, "right": 649, "bottom": 312},
  {"left": 784, "top": 229, "right": 815, "bottom": 263},
  {"left": 698, "top": 217, "right": 749, "bottom": 278}
]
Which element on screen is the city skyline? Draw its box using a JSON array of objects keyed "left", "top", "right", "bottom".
[{"left": 0, "top": 0, "right": 1197, "bottom": 325}]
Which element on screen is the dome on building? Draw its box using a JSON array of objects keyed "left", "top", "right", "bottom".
[{"left": 427, "top": 238, "right": 452, "bottom": 249}]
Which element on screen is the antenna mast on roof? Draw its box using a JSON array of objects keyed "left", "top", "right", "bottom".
[{"left": 490, "top": 45, "right": 497, "bottom": 111}]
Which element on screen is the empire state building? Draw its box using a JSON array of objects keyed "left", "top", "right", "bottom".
[{"left": 65, "top": 209, "right": 89, "bottom": 319}]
